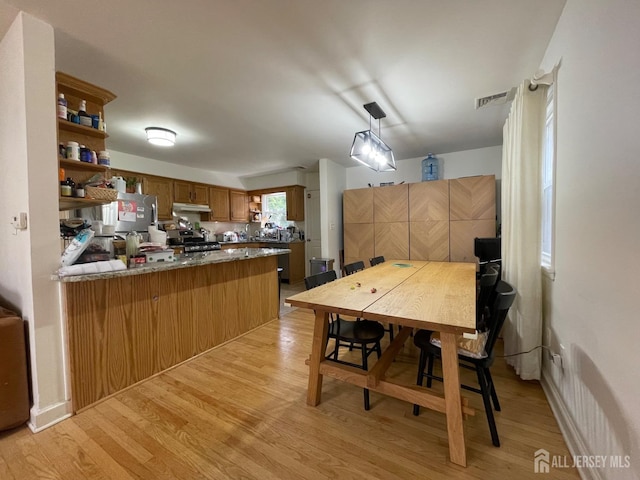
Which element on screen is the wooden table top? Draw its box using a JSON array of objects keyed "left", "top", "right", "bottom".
[{"left": 286, "top": 260, "right": 476, "bottom": 334}]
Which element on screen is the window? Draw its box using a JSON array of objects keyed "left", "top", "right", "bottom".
[
  {"left": 541, "top": 82, "right": 556, "bottom": 276},
  {"left": 262, "top": 192, "right": 293, "bottom": 228}
]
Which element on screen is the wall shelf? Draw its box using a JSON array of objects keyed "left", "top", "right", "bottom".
[
  {"left": 58, "top": 118, "right": 109, "bottom": 139},
  {"left": 59, "top": 196, "right": 112, "bottom": 211},
  {"left": 59, "top": 158, "right": 109, "bottom": 173}
]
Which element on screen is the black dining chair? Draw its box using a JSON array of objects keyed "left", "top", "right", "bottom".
[
  {"left": 304, "top": 270, "right": 385, "bottom": 411},
  {"left": 344, "top": 260, "right": 365, "bottom": 276},
  {"left": 412, "top": 280, "right": 517, "bottom": 447},
  {"left": 369, "top": 256, "right": 385, "bottom": 267}
]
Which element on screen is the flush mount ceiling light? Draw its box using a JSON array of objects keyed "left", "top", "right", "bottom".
[
  {"left": 145, "top": 127, "right": 176, "bottom": 147},
  {"left": 350, "top": 102, "right": 396, "bottom": 172}
]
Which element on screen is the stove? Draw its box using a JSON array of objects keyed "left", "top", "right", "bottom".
[{"left": 183, "top": 241, "right": 221, "bottom": 253}]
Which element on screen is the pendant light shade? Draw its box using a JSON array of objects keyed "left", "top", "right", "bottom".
[
  {"left": 145, "top": 127, "right": 176, "bottom": 147},
  {"left": 349, "top": 102, "right": 396, "bottom": 172}
]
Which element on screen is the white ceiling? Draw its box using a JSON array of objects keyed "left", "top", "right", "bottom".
[{"left": 2, "top": 0, "right": 565, "bottom": 177}]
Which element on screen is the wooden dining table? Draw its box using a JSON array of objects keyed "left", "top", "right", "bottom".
[{"left": 286, "top": 260, "right": 477, "bottom": 467}]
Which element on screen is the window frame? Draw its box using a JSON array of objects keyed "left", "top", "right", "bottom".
[{"left": 541, "top": 79, "right": 557, "bottom": 279}]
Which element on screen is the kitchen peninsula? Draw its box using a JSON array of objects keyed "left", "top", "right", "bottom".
[{"left": 57, "top": 248, "right": 287, "bottom": 411}]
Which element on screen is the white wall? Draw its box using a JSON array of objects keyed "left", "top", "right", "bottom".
[
  {"left": 345, "top": 145, "right": 502, "bottom": 189},
  {"left": 0, "top": 13, "right": 70, "bottom": 431},
  {"left": 319, "top": 159, "right": 346, "bottom": 273},
  {"left": 110, "top": 150, "right": 245, "bottom": 189},
  {"left": 539, "top": 1, "right": 640, "bottom": 478}
]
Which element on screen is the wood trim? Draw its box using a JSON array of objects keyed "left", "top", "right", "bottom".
[
  {"left": 56, "top": 71, "right": 116, "bottom": 105},
  {"left": 248, "top": 185, "right": 305, "bottom": 196}
]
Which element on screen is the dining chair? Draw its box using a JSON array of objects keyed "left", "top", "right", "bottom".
[
  {"left": 344, "top": 260, "right": 365, "bottom": 276},
  {"left": 304, "top": 270, "right": 385, "bottom": 411},
  {"left": 474, "top": 237, "right": 502, "bottom": 281},
  {"left": 348, "top": 258, "right": 396, "bottom": 341},
  {"left": 412, "top": 280, "right": 517, "bottom": 447},
  {"left": 369, "top": 256, "right": 385, "bottom": 267}
]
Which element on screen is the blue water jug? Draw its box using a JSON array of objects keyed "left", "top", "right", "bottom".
[{"left": 422, "top": 153, "right": 439, "bottom": 181}]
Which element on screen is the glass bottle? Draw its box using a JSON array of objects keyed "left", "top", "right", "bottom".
[{"left": 78, "top": 99, "right": 92, "bottom": 127}]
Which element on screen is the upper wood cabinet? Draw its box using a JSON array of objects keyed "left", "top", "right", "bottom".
[
  {"left": 343, "top": 188, "right": 373, "bottom": 224},
  {"left": 374, "top": 184, "right": 408, "bottom": 223},
  {"left": 230, "top": 190, "right": 249, "bottom": 222},
  {"left": 174, "top": 180, "right": 209, "bottom": 204},
  {"left": 144, "top": 175, "right": 174, "bottom": 220},
  {"left": 286, "top": 186, "right": 305, "bottom": 221},
  {"left": 208, "top": 186, "right": 231, "bottom": 221}
]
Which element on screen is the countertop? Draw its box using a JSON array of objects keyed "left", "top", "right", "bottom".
[
  {"left": 218, "top": 238, "right": 304, "bottom": 245},
  {"left": 54, "top": 247, "right": 290, "bottom": 283}
]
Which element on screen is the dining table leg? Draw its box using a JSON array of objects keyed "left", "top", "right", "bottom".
[
  {"left": 307, "top": 310, "right": 329, "bottom": 406},
  {"left": 440, "top": 331, "right": 467, "bottom": 467}
]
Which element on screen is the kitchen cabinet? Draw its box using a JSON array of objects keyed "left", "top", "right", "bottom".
[
  {"left": 342, "top": 175, "right": 496, "bottom": 265},
  {"left": 286, "top": 185, "right": 305, "bottom": 221},
  {"left": 143, "top": 175, "right": 174, "bottom": 220},
  {"left": 449, "top": 175, "right": 496, "bottom": 262},
  {"left": 230, "top": 190, "right": 249, "bottom": 222},
  {"left": 208, "top": 186, "right": 231, "bottom": 221},
  {"left": 409, "top": 180, "right": 450, "bottom": 261},
  {"left": 287, "top": 242, "right": 305, "bottom": 284},
  {"left": 56, "top": 72, "right": 116, "bottom": 211},
  {"left": 174, "top": 180, "right": 209, "bottom": 204}
]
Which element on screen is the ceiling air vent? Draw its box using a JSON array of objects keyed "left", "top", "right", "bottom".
[{"left": 475, "top": 87, "right": 516, "bottom": 109}]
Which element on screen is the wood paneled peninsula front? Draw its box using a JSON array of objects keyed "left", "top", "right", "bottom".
[{"left": 56, "top": 248, "right": 288, "bottom": 411}]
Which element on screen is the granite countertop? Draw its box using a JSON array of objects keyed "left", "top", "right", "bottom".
[
  {"left": 218, "top": 238, "right": 304, "bottom": 245},
  {"left": 54, "top": 247, "right": 290, "bottom": 283}
]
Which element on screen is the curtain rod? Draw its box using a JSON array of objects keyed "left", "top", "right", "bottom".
[{"left": 528, "top": 68, "right": 554, "bottom": 91}]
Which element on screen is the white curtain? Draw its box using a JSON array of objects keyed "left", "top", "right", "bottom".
[{"left": 501, "top": 80, "right": 547, "bottom": 380}]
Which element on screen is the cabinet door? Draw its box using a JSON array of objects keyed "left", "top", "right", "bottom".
[
  {"left": 208, "top": 186, "right": 230, "bottom": 221},
  {"left": 173, "top": 180, "right": 192, "bottom": 203},
  {"left": 286, "top": 186, "right": 305, "bottom": 221},
  {"left": 449, "top": 175, "right": 496, "bottom": 220},
  {"left": 449, "top": 220, "right": 495, "bottom": 262},
  {"left": 374, "top": 222, "right": 409, "bottom": 260},
  {"left": 343, "top": 188, "right": 373, "bottom": 224},
  {"left": 230, "top": 190, "right": 248, "bottom": 222},
  {"left": 374, "top": 184, "right": 408, "bottom": 223},
  {"left": 144, "top": 175, "right": 174, "bottom": 220},
  {"left": 409, "top": 221, "right": 450, "bottom": 261},
  {"left": 343, "top": 223, "right": 374, "bottom": 267},
  {"left": 288, "top": 242, "right": 306, "bottom": 284},
  {"left": 409, "top": 180, "right": 449, "bottom": 221},
  {"left": 192, "top": 184, "right": 209, "bottom": 204}
]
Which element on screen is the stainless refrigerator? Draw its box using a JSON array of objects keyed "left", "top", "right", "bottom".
[{"left": 100, "top": 192, "right": 158, "bottom": 234}]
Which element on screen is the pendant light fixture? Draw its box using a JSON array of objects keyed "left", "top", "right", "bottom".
[
  {"left": 145, "top": 127, "right": 176, "bottom": 147},
  {"left": 350, "top": 102, "right": 396, "bottom": 172}
]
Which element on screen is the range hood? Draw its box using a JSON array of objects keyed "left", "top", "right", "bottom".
[{"left": 172, "top": 202, "right": 212, "bottom": 213}]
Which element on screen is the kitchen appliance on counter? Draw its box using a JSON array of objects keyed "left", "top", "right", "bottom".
[
  {"left": 167, "top": 229, "right": 221, "bottom": 253},
  {"left": 223, "top": 231, "right": 238, "bottom": 242}
]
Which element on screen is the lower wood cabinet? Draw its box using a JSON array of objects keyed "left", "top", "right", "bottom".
[
  {"left": 449, "top": 220, "right": 495, "bottom": 262},
  {"left": 287, "top": 242, "right": 305, "bottom": 284}
]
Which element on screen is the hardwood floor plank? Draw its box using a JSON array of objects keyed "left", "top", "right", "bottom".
[{"left": 0, "top": 308, "right": 579, "bottom": 479}]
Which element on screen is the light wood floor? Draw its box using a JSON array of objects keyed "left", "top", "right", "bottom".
[{"left": 0, "top": 306, "right": 579, "bottom": 479}]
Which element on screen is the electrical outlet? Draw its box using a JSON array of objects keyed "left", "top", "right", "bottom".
[{"left": 11, "top": 212, "right": 27, "bottom": 230}]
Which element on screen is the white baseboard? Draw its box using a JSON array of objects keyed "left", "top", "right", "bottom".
[
  {"left": 28, "top": 400, "right": 72, "bottom": 433},
  {"left": 541, "top": 371, "right": 600, "bottom": 480}
]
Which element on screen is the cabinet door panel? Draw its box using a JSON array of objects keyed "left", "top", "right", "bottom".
[
  {"left": 173, "top": 181, "right": 192, "bottom": 203},
  {"left": 343, "top": 188, "right": 374, "bottom": 224},
  {"left": 374, "top": 184, "right": 408, "bottom": 223},
  {"left": 209, "top": 187, "right": 230, "bottom": 221},
  {"left": 288, "top": 242, "right": 306, "bottom": 284},
  {"left": 144, "top": 176, "right": 174, "bottom": 220},
  {"left": 449, "top": 220, "right": 495, "bottom": 263},
  {"left": 192, "top": 184, "right": 209, "bottom": 204},
  {"left": 409, "top": 180, "right": 449, "bottom": 221},
  {"left": 374, "top": 222, "right": 409, "bottom": 260},
  {"left": 230, "top": 190, "right": 248, "bottom": 222},
  {"left": 449, "top": 175, "right": 496, "bottom": 220},
  {"left": 344, "top": 223, "right": 374, "bottom": 266},
  {"left": 410, "top": 221, "right": 450, "bottom": 261}
]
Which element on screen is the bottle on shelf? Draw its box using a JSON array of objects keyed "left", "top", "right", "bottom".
[
  {"left": 98, "top": 113, "right": 105, "bottom": 132},
  {"left": 60, "top": 178, "right": 72, "bottom": 197},
  {"left": 78, "top": 100, "right": 92, "bottom": 127},
  {"left": 76, "top": 184, "right": 85, "bottom": 198},
  {"left": 57, "top": 93, "right": 67, "bottom": 119},
  {"left": 66, "top": 177, "right": 76, "bottom": 197},
  {"left": 66, "top": 141, "right": 80, "bottom": 161},
  {"left": 79, "top": 144, "right": 91, "bottom": 163}
]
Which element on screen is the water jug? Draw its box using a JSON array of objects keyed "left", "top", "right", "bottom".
[{"left": 421, "top": 153, "right": 439, "bottom": 181}]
